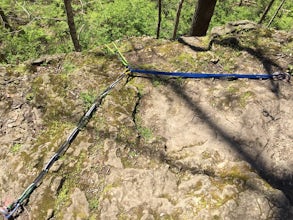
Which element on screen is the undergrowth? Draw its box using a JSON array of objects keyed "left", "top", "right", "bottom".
[{"left": 0, "top": 0, "right": 292, "bottom": 63}]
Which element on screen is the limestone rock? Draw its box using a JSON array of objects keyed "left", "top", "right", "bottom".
[
  {"left": 211, "top": 20, "right": 258, "bottom": 37},
  {"left": 0, "top": 28, "right": 292, "bottom": 219},
  {"left": 63, "top": 188, "right": 89, "bottom": 220}
]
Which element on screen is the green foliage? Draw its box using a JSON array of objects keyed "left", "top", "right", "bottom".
[
  {"left": 0, "top": 0, "right": 70, "bottom": 63},
  {"left": 55, "top": 179, "right": 71, "bottom": 211},
  {"left": 211, "top": 0, "right": 293, "bottom": 30},
  {"left": 135, "top": 115, "right": 153, "bottom": 141},
  {"left": 80, "top": 91, "right": 96, "bottom": 108},
  {"left": 1, "top": 26, "right": 47, "bottom": 63},
  {"left": 89, "top": 198, "right": 99, "bottom": 210},
  {"left": 79, "top": 0, "right": 157, "bottom": 47},
  {"left": 0, "top": 0, "right": 292, "bottom": 64},
  {"left": 62, "top": 61, "right": 76, "bottom": 74},
  {"left": 155, "top": 0, "right": 194, "bottom": 38},
  {"left": 10, "top": 143, "right": 22, "bottom": 153}
]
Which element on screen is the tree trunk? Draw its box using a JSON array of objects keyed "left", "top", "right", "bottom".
[
  {"left": 258, "top": 0, "right": 276, "bottom": 24},
  {"left": 156, "top": 0, "right": 162, "bottom": 39},
  {"left": 172, "top": 0, "right": 184, "bottom": 40},
  {"left": 0, "top": 7, "right": 14, "bottom": 32},
  {"left": 190, "top": 0, "right": 217, "bottom": 36},
  {"left": 267, "top": 0, "right": 286, "bottom": 27},
  {"left": 63, "top": 0, "right": 82, "bottom": 52}
]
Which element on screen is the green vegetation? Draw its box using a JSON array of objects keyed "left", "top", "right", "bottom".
[
  {"left": 213, "top": 0, "right": 293, "bottom": 30},
  {"left": 138, "top": 125, "right": 153, "bottom": 140},
  {"left": 62, "top": 61, "right": 76, "bottom": 74},
  {"left": 89, "top": 197, "right": 99, "bottom": 210},
  {"left": 80, "top": 91, "right": 96, "bottom": 108},
  {"left": 0, "top": 0, "right": 292, "bottom": 64},
  {"left": 135, "top": 115, "right": 153, "bottom": 141},
  {"left": 56, "top": 182, "right": 70, "bottom": 209},
  {"left": 35, "top": 121, "right": 74, "bottom": 147},
  {"left": 10, "top": 143, "right": 22, "bottom": 153}
]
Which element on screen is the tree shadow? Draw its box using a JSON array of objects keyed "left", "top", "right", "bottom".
[
  {"left": 176, "top": 76, "right": 292, "bottom": 198},
  {"left": 125, "top": 37, "right": 292, "bottom": 216},
  {"left": 209, "top": 37, "right": 283, "bottom": 98},
  {"left": 126, "top": 74, "right": 292, "bottom": 218},
  {"left": 178, "top": 37, "right": 210, "bottom": 52},
  {"left": 178, "top": 36, "right": 285, "bottom": 98}
]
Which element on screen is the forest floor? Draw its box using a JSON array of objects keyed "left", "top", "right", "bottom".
[{"left": 0, "top": 21, "right": 293, "bottom": 219}]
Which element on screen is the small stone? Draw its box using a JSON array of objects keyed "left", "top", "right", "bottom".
[
  {"left": 50, "top": 176, "right": 64, "bottom": 194},
  {"left": 211, "top": 58, "right": 219, "bottom": 64},
  {"left": 141, "top": 211, "right": 155, "bottom": 220},
  {"left": 0, "top": 68, "right": 6, "bottom": 77}
]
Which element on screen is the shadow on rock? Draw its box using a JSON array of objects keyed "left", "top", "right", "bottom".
[
  {"left": 209, "top": 37, "right": 284, "bottom": 98},
  {"left": 166, "top": 77, "right": 293, "bottom": 204}
]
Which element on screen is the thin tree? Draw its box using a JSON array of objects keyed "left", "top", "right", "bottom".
[
  {"left": 258, "top": 0, "right": 276, "bottom": 24},
  {"left": 0, "top": 7, "right": 14, "bottom": 32},
  {"left": 190, "top": 0, "right": 217, "bottom": 36},
  {"left": 63, "top": 0, "right": 82, "bottom": 52},
  {"left": 267, "top": 0, "right": 286, "bottom": 27},
  {"left": 156, "top": 0, "right": 162, "bottom": 39},
  {"left": 172, "top": 0, "right": 184, "bottom": 40}
]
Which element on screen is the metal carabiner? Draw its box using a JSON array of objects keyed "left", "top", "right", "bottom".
[
  {"left": 0, "top": 206, "right": 8, "bottom": 218},
  {"left": 272, "top": 72, "right": 291, "bottom": 82},
  {"left": 2, "top": 202, "right": 21, "bottom": 220}
]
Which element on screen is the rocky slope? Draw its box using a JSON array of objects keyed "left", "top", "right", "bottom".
[{"left": 0, "top": 22, "right": 293, "bottom": 219}]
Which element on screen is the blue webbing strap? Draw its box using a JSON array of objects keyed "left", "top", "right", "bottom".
[{"left": 129, "top": 68, "right": 289, "bottom": 80}]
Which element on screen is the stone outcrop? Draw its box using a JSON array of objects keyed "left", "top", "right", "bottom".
[{"left": 0, "top": 25, "right": 292, "bottom": 219}]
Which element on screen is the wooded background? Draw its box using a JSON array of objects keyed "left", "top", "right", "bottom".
[{"left": 0, "top": 0, "right": 292, "bottom": 64}]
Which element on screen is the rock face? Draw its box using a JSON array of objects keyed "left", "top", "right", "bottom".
[
  {"left": 131, "top": 77, "right": 292, "bottom": 219},
  {"left": 211, "top": 20, "right": 258, "bottom": 37},
  {"left": 64, "top": 188, "right": 89, "bottom": 220},
  {"left": 0, "top": 26, "right": 293, "bottom": 219}
]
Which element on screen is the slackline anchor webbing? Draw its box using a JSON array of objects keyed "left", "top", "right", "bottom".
[
  {"left": 128, "top": 68, "right": 291, "bottom": 82},
  {"left": 1, "top": 69, "right": 130, "bottom": 219},
  {"left": 105, "top": 42, "right": 129, "bottom": 67}
]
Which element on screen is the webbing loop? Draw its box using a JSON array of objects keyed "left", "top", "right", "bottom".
[{"left": 105, "top": 43, "right": 129, "bottom": 67}]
